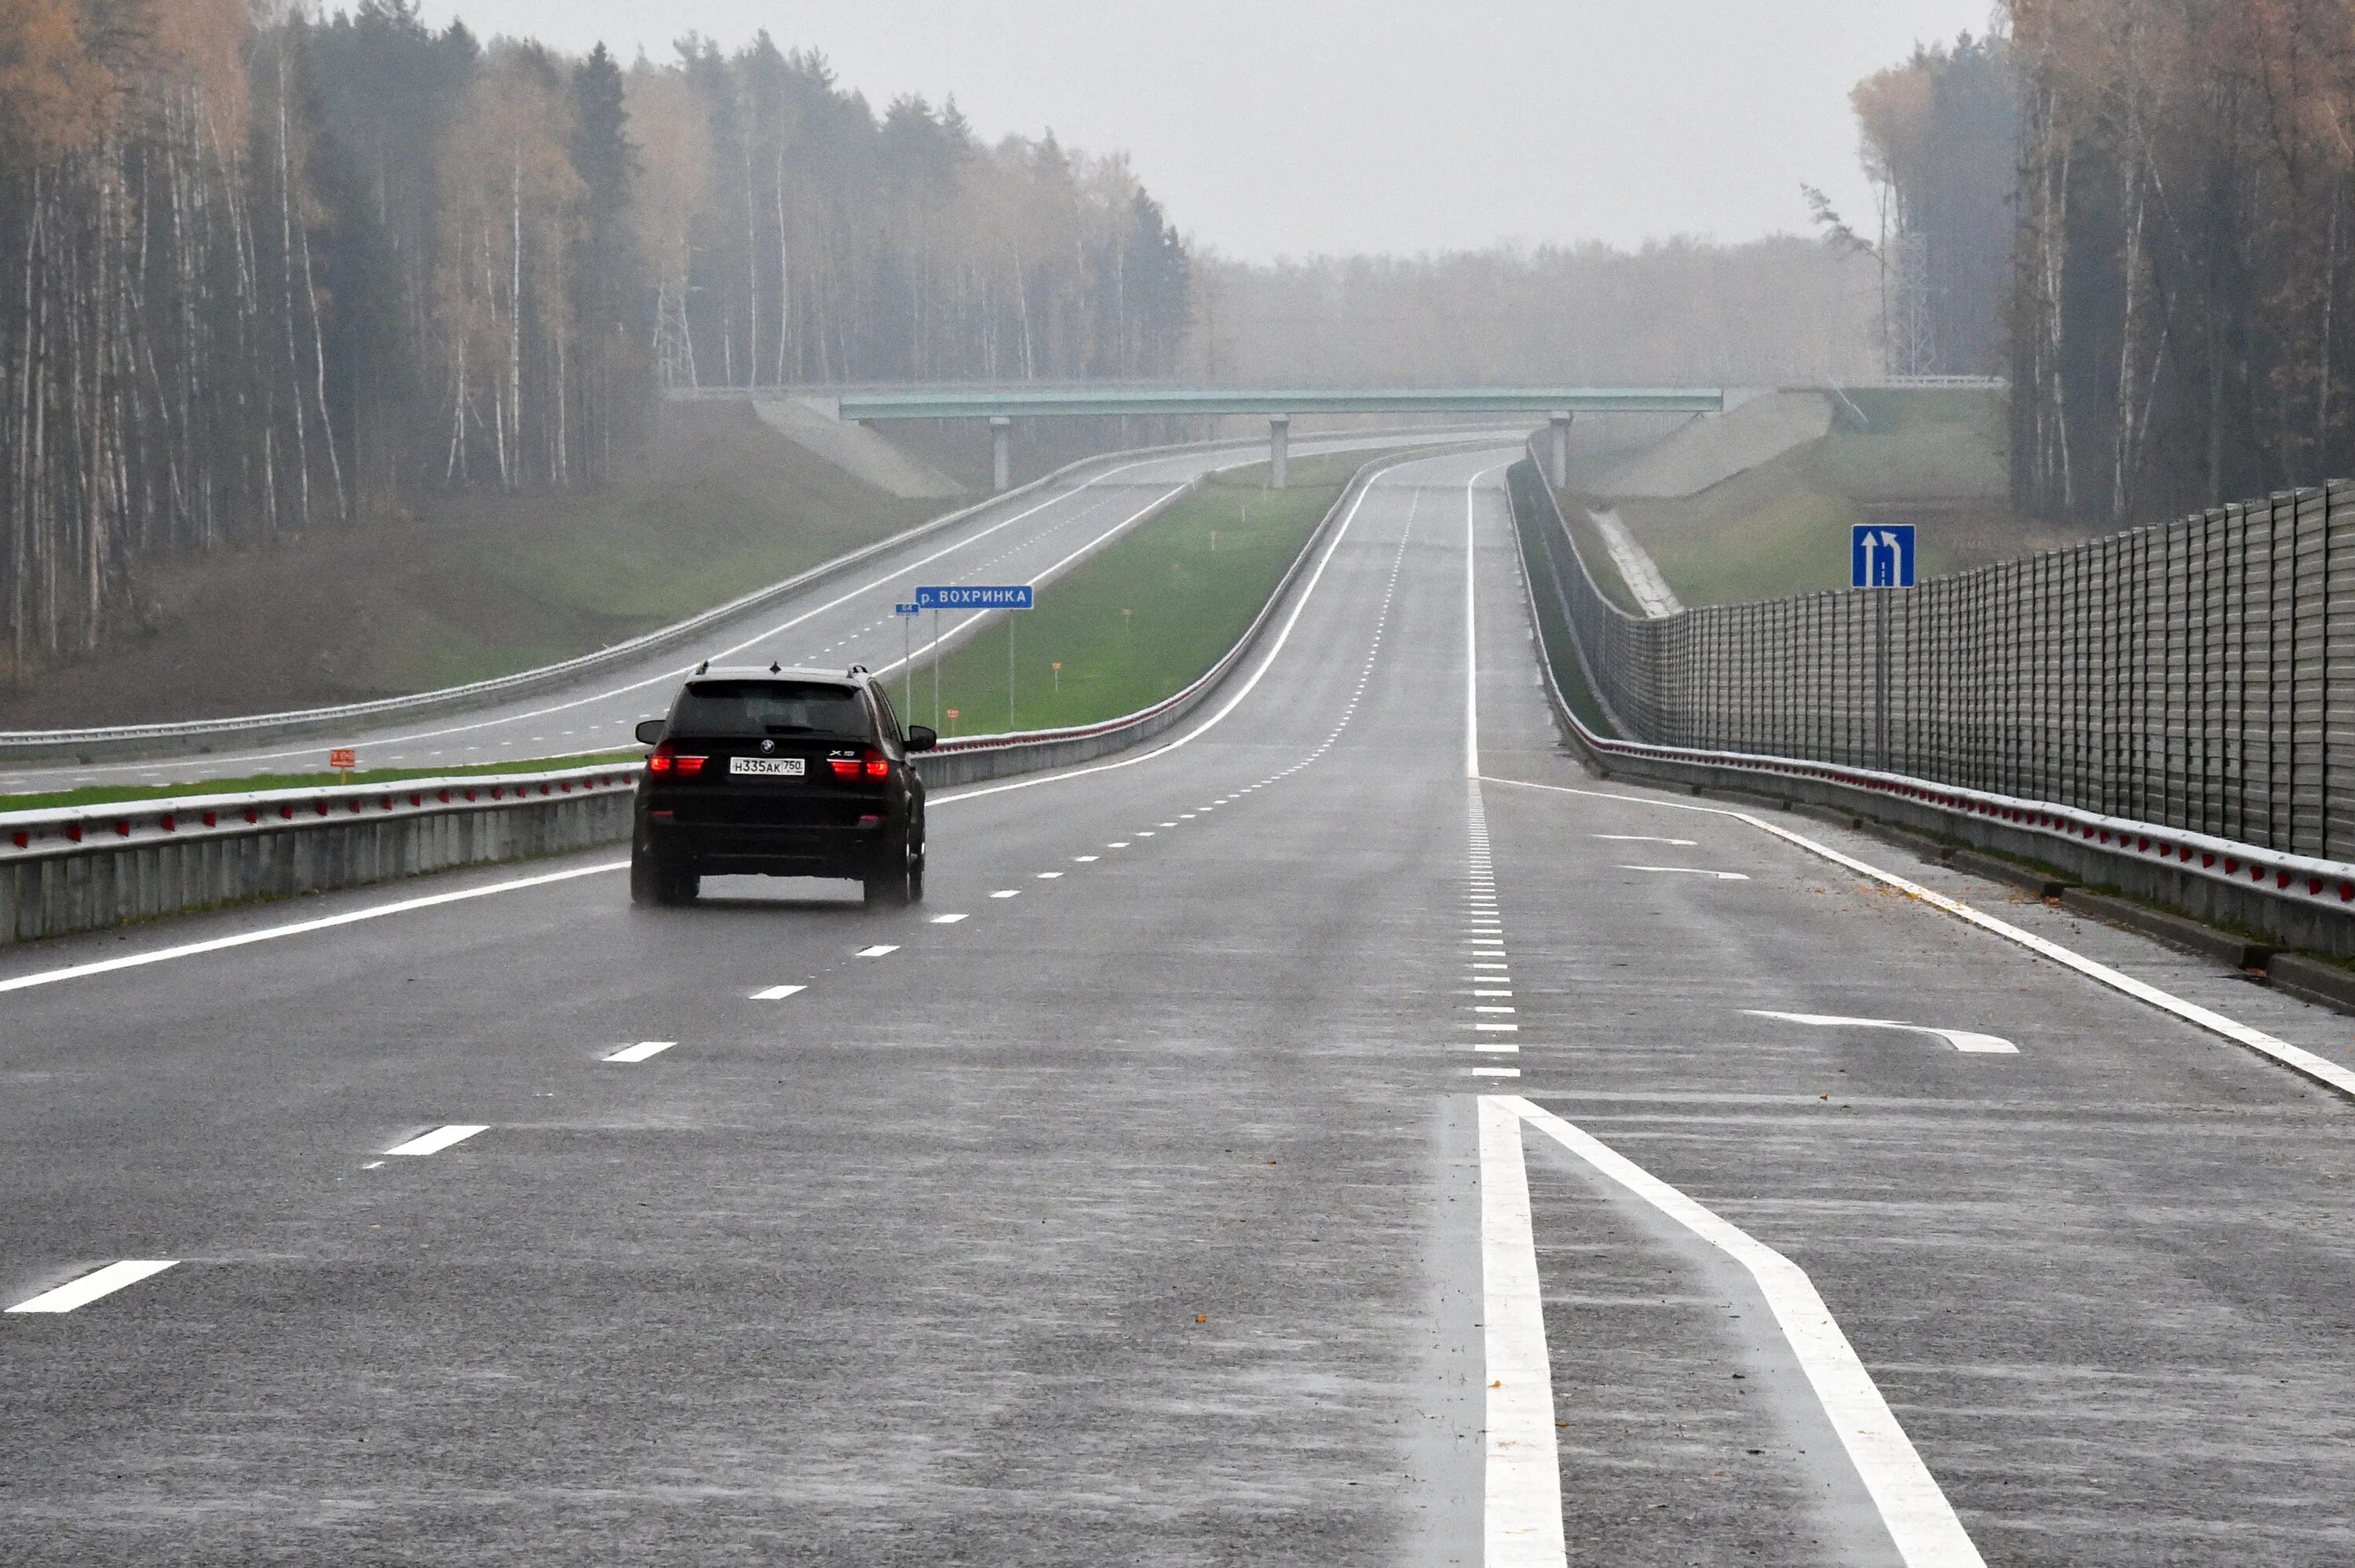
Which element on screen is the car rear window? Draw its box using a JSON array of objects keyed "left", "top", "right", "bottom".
[{"left": 670, "top": 680, "right": 871, "bottom": 738}]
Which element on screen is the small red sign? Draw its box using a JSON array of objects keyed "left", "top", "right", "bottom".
[{"left": 328, "top": 747, "right": 356, "bottom": 772}]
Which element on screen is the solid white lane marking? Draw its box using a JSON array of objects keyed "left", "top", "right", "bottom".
[
  {"left": 935, "top": 449, "right": 1503, "bottom": 809},
  {"left": 7, "top": 1260, "right": 179, "bottom": 1315},
  {"left": 1620, "top": 864, "right": 1750, "bottom": 881},
  {"left": 604, "top": 1041, "right": 677, "bottom": 1063},
  {"left": 855, "top": 944, "right": 900, "bottom": 957},
  {"left": 1484, "top": 775, "right": 2355, "bottom": 1102},
  {"left": 385, "top": 1125, "right": 487, "bottom": 1157},
  {"left": 0, "top": 860, "right": 626, "bottom": 997},
  {"left": 1747, "top": 1010, "right": 2018, "bottom": 1055},
  {"left": 1503, "top": 1096, "right": 1987, "bottom": 1566},
  {"left": 1477, "top": 1096, "right": 1566, "bottom": 1566},
  {"left": 1593, "top": 834, "right": 1699, "bottom": 845},
  {"left": 991, "top": 890, "right": 1020, "bottom": 899},
  {"left": 751, "top": 984, "right": 807, "bottom": 1001},
  {"left": 931, "top": 913, "right": 969, "bottom": 924}
]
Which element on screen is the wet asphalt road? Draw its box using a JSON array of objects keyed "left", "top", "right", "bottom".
[{"left": 5, "top": 448, "right": 2355, "bottom": 1564}]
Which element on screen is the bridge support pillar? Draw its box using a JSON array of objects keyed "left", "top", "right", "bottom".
[
  {"left": 990, "top": 417, "right": 1013, "bottom": 492},
  {"left": 1547, "top": 410, "right": 1574, "bottom": 487},
  {"left": 1269, "top": 415, "right": 1291, "bottom": 490}
]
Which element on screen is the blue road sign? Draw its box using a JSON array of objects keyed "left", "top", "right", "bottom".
[
  {"left": 893, "top": 602, "right": 922, "bottom": 617},
  {"left": 1851, "top": 524, "right": 1916, "bottom": 589},
  {"left": 915, "top": 584, "right": 1034, "bottom": 610}
]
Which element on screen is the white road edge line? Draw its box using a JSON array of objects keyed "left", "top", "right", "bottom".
[
  {"left": 1481, "top": 774, "right": 2355, "bottom": 1100},
  {"left": 1477, "top": 1096, "right": 1567, "bottom": 1566},
  {"left": 384, "top": 1124, "right": 487, "bottom": 1157},
  {"left": 0, "top": 860, "right": 626, "bottom": 997},
  {"left": 7, "top": 1259, "right": 178, "bottom": 1315},
  {"left": 1747, "top": 1010, "right": 2018, "bottom": 1056},
  {"left": 1501, "top": 1096, "right": 1987, "bottom": 1568},
  {"left": 933, "top": 449, "right": 1521, "bottom": 810},
  {"left": 604, "top": 1041, "right": 677, "bottom": 1063}
]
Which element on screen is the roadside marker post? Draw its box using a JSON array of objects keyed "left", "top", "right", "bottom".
[
  {"left": 914, "top": 585, "right": 1036, "bottom": 732},
  {"left": 329, "top": 747, "right": 356, "bottom": 782},
  {"left": 1850, "top": 525, "right": 1916, "bottom": 768},
  {"left": 893, "top": 602, "right": 921, "bottom": 724}
]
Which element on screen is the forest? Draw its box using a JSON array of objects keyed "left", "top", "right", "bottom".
[
  {"left": 0, "top": 1, "right": 1192, "bottom": 676},
  {"left": 2005, "top": 0, "right": 2355, "bottom": 523}
]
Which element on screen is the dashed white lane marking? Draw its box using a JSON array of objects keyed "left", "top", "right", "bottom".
[
  {"left": 7, "top": 1260, "right": 179, "bottom": 1315},
  {"left": 1072, "top": 855, "right": 1100, "bottom": 862},
  {"left": 1484, "top": 774, "right": 2355, "bottom": 1102},
  {"left": 930, "top": 913, "right": 969, "bottom": 924},
  {"left": 1035, "top": 871, "right": 1064, "bottom": 881},
  {"left": 855, "top": 944, "right": 900, "bottom": 957},
  {"left": 1594, "top": 834, "right": 1698, "bottom": 845},
  {"left": 1137, "top": 831, "right": 1156, "bottom": 837},
  {"left": 751, "top": 984, "right": 807, "bottom": 1001},
  {"left": 1500, "top": 1096, "right": 1988, "bottom": 1567},
  {"left": 1619, "top": 864, "right": 1751, "bottom": 881},
  {"left": 362, "top": 1161, "right": 384, "bottom": 1169},
  {"left": 1473, "top": 1067, "right": 1522, "bottom": 1077},
  {"left": 1747, "top": 1010, "right": 2019, "bottom": 1055},
  {"left": 1476, "top": 1023, "right": 1521, "bottom": 1032},
  {"left": 604, "top": 1041, "right": 677, "bottom": 1063},
  {"left": 385, "top": 1125, "right": 487, "bottom": 1157},
  {"left": 991, "top": 890, "right": 1020, "bottom": 899},
  {"left": 1474, "top": 989, "right": 1513, "bottom": 997},
  {"left": 1106, "top": 842, "right": 1130, "bottom": 848},
  {"left": 0, "top": 860, "right": 626, "bottom": 997},
  {"left": 1477, "top": 1097, "right": 1567, "bottom": 1566},
  {"left": 1476, "top": 1005, "right": 1517, "bottom": 1014}
]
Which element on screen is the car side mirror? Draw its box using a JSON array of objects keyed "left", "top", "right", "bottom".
[
  {"left": 633, "top": 719, "right": 665, "bottom": 746},
  {"left": 904, "top": 725, "right": 937, "bottom": 752}
]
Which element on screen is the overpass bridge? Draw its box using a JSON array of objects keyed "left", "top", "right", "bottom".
[{"left": 678, "top": 382, "right": 1725, "bottom": 490}]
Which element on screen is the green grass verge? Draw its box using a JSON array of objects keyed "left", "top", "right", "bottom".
[
  {"left": 903, "top": 450, "right": 1376, "bottom": 736},
  {"left": 0, "top": 753, "right": 637, "bottom": 814}
]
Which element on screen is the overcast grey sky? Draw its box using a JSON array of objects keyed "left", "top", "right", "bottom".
[{"left": 412, "top": 1, "right": 1999, "bottom": 262}]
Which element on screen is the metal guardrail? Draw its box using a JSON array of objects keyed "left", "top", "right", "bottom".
[
  {"left": 1518, "top": 448, "right": 2355, "bottom": 861},
  {"left": 1506, "top": 444, "right": 2355, "bottom": 955},
  {"left": 0, "top": 765, "right": 637, "bottom": 863}
]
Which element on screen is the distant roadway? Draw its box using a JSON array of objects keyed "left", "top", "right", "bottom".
[
  {"left": 0, "top": 430, "right": 1462, "bottom": 796},
  {"left": 5, "top": 448, "right": 2355, "bottom": 1563}
]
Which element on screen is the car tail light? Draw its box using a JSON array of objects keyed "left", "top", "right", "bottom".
[
  {"left": 648, "top": 742, "right": 707, "bottom": 776},
  {"left": 827, "top": 747, "right": 889, "bottom": 779}
]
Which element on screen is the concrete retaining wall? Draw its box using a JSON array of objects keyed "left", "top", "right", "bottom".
[{"left": 3, "top": 788, "right": 633, "bottom": 946}]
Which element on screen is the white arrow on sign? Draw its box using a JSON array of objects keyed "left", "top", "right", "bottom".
[{"left": 1744, "top": 1009, "right": 2017, "bottom": 1054}]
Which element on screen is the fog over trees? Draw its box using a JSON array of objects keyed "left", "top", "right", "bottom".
[
  {"left": 22, "top": 0, "right": 2354, "bottom": 679},
  {"left": 0, "top": 1, "right": 1192, "bottom": 674}
]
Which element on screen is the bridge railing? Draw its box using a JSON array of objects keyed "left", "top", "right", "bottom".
[{"left": 1520, "top": 446, "right": 2355, "bottom": 862}]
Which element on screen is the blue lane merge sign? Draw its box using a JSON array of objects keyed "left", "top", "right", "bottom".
[
  {"left": 915, "top": 584, "right": 1035, "bottom": 610},
  {"left": 893, "top": 602, "right": 922, "bottom": 617},
  {"left": 1851, "top": 524, "right": 1916, "bottom": 589}
]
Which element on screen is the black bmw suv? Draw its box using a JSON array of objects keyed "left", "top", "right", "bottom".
[{"left": 630, "top": 665, "right": 936, "bottom": 907}]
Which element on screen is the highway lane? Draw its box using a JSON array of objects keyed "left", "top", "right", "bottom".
[
  {"left": 0, "top": 428, "right": 1464, "bottom": 799},
  {"left": 6, "top": 449, "right": 2355, "bottom": 1563}
]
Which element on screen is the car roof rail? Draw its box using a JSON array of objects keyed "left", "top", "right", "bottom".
[{"left": 846, "top": 663, "right": 869, "bottom": 677}]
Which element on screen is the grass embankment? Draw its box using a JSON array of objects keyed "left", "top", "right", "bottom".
[
  {"left": 0, "top": 753, "right": 637, "bottom": 814},
  {"left": 1611, "top": 387, "right": 2029, "bottom": 606},
  {"left": 905, "top": 450, "right": 1375, "bottom": 736},
  {"left": 0, "top": 401, "right": 951, "bottom": 730}
]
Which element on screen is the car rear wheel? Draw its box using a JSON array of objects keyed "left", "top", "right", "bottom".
[{"left": 631, "top": 844, "right": 700, "bottom": 907}]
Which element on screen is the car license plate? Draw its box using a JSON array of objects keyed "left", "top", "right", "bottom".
[{"left": 729, "top": 756, "right": 804, "bottom": 777}]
